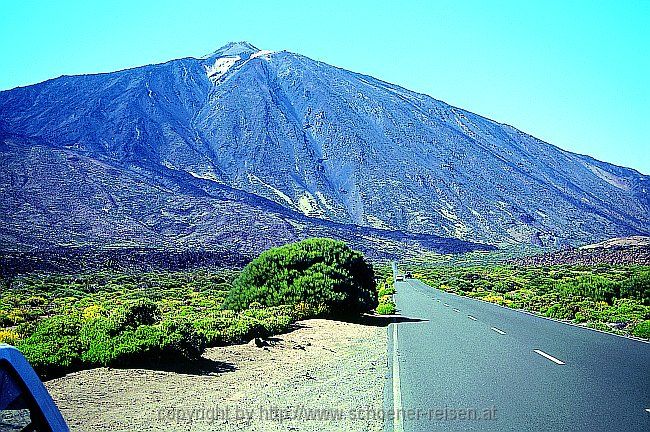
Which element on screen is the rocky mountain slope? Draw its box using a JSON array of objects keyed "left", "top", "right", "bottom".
[
  {"left": 512, "top": 236, "right": 650, "bottom": 266},
  {"left": 1, "top": 41, "right": 648, "bottom": 253}
]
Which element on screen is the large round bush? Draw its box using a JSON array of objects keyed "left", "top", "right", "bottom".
[{"left": 223, "top": 238, "right": 377, "bottom": 316}]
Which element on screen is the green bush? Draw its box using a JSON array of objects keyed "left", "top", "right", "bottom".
[
  {"left": 17, "top": 315, "right": 83, "bottom": 377},
  {"left": 376, "top": 302, "right": 396, "bottom": 315},
  {"left": 223, "top": 238, "right": 377, "bottom": 316},
  {"left": 597, "top": 298, "right": 648, "bottom": 323},
  {"left": 0, "top": 329, "right": 20, "bottom": 345},
  {"left": 586, "top": 321, "right": 612, "bottom": 332},
  {"left": 412, "top": 265, "right": 650, "bottom": 338},
  {"left": 80, "top": 316, "right": 204, "bottom": 366},
  {"left": 192, "top": 317, "right": 231, "bottom": 346},
  {"left": 260, "top": 314, "right": 293, "bottom": 334},
  {"left": 573, "top": 312, "right": 587, "bottom": 323},
  {"left": 620, "top": 272, "right": 650, "bottom": 305},
  {"left": 112, "top": 299, "right": 161, "bottom": 328},
  {"left": 558, "top": 275, "right": 620, "bottom": 303},
  {"left": 241, "top": 307, "right": 294, "bottom": 334},
  {"left": 378, "top": 285, "right": 396, "bottom": 297},
  {"left": 376, "top": 293, "right": 397, "bottom": 315},
  {"left": 632, "top": 320, "right": 650, "bottom": 338},
  {"left": 544, "top": 303, "right": 575, "bottom": 320},
  {"left": 193, "top": 312, "right": 294, "bottom": 346},
  {"left": 491, "top": 281, "right": 512, "bottom": 293},
  {"left": 79, "top": 316, "right": 120, "bottom": 365},
  {"left": 224, "top": 318, "right": 266, "bottom": 344},
  {"left": 157, "top": 320, "right": 205, "bottom": 361}
]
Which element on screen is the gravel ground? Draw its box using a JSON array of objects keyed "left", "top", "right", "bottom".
[{"left": 46, "top": 318, "right": 388, "bottom": 431}]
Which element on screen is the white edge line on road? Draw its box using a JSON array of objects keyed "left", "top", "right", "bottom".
[
  {"left": 468, "top": 315, "right": 477, "bottom": 321},
  {"left": 392, "top": 324, "right": 404, "bottom": 432},
  {"left": 533, "top": 349, "right": 565, "bottom": 365},
  {"left": 411, "top": 279, "right": 650, "bottom": 345},
  {"left": 490, "top": 327, "right": 506, "bottom": 335}
]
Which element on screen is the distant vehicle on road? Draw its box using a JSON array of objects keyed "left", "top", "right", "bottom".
[
  {"left": 395, "top": 275, "right": 405, "bottom": 281},
  {"left": 0, "top": 344, "right": 69, "bottom": 431},
  {"left": 404, "top": 272, "right": 413, "bottom": 278}
]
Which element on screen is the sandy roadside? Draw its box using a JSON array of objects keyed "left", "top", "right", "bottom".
[{"left": 45, "top": 318, "right": 388, "bottom": 431}]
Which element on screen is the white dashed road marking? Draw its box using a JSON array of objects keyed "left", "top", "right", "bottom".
[
  {"left": 468, "top": 315, "right": 477, "bottom": 321},
  {"left": 491, "top": 327, "right": 506, "bottom": 335},
  {"left": 533, "top": 349, "right": 566, "bottom": 365}
]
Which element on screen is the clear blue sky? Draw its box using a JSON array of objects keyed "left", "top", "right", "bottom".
[{"left": 1, "top": 0, "right": 648, "bottom": 174}]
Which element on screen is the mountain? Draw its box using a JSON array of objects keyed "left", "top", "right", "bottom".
[{"left": 0, "top": 41, "right": 648, "bottom": 255}]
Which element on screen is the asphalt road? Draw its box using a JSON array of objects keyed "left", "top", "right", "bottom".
[{"left": 386, "top": 278, "right": 650, "bottom": 432}]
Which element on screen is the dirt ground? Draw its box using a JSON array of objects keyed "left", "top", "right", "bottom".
[{"left": 46, "top": 318, "right": 388, "bottom": 431}]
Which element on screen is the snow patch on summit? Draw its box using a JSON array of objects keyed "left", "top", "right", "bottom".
[
  {"left": 250, "top": 50, "right": 275, "bottom": 60},
  {"left": 205, "top": 56, "right": 240, "bottom": 80}
]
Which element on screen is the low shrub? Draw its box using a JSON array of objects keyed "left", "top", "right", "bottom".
[
  {"left": 192, "top": 317, "right": 231, "bottom": 346},
  {"left": 632, "top": 320, "right": 650, "bottom": 338},
  {"left": 557, "top": 275, "right": 620, "bottom": 303},
  {"left": 620, "top": 272, "right": 650, "bottom": 305},
  {"left": 224, "top": 317, "right": 267, "bottom": 344},
  {"left": 79, "top": 316, "right": 119, "bottom": 365},
  {"left": 376, "top": 302, "right": 396, "bottom": 315},
  {"left": 376, "top": 294, "right": 397, "bottom": 315},
  {"left": 157, "top": 320, "right": 205, "bottom": 361},
  {"left": 543, "top": 303, "right": 575, "bottom": 320},
  {"left": 492, "top": 281, "right": 512, "bottom": 293},
  {"left": 293, "top": 302, "right": 327, "bottom": 320},
  {"left": 241, "top": 307, "right": 294, "bottom": 334},
  {"left": 112, "top": 299, "right": 161, "bottom": 328},
  {"left": 0, "top": 329, "right": 19, "bottom": 345},
  {"left": 378, "top": 285, "right": 396, "bottom": 297},
  {"left": 192, "top": 304, "right": 299, "bottom": 346},
  {"left": 80, "top": 313, "right": 204, "bottom": 367},
  {"left": 596, "top": 299, "right": 648, "bottom": 323},
  {"left": 586, "top": 321, "right": 613, "bottom": 332},
  {"left": 16, "top": 315, "right": 84, "bottom": 377},
  {"left": 82, "top": 304, "right": 106, "bottom": 321},
  {"left": 573, "top": 312, "right": 587, "bottom": 323},
  {"left": 483, "top": 294, "right": 506, "bottom": 305}
]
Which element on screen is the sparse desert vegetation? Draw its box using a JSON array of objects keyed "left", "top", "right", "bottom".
[
  {"left": 409, "top": 264, "right": 650, "bottom": 338},
  {"left": 0, "top": 239, "right": 386, "bottom": 378}
]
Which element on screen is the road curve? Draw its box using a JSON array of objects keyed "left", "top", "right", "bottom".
[{"left": 386, "top": 278, "right": 650, "bottom": 431}]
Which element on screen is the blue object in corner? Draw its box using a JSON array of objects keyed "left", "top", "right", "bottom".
[{"left": 0, "top": 344, "right": 69, "bottom": 432}]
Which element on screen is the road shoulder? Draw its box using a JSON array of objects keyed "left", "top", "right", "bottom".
[{"left": 46, "top": 318, "right": 388, "bottom": 432}]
